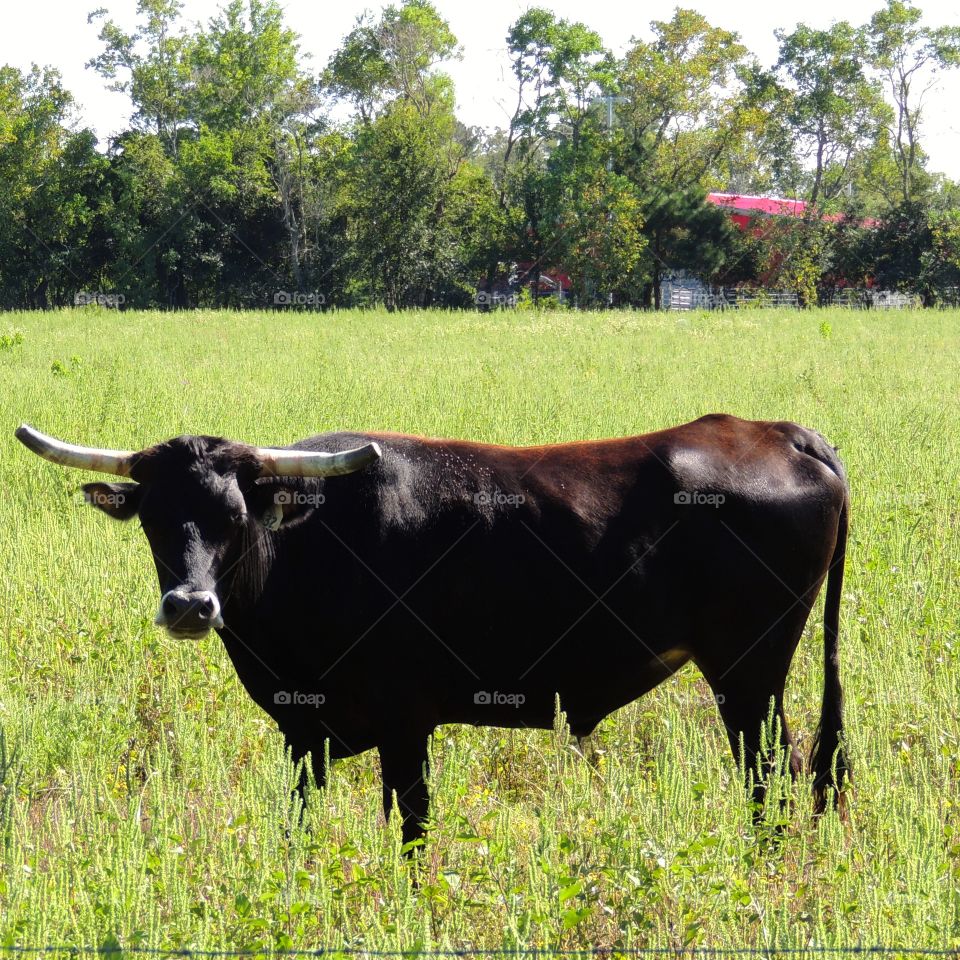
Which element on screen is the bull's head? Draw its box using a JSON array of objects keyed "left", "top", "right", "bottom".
[{"left": 15, "top": 425, "right": 380, "bottom": 639}]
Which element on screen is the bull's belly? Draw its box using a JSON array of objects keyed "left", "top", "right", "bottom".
[{"left": 444, "top": 646, "right": 692, "bottom": 733}]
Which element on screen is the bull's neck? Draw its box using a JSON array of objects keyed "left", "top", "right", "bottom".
[{"left": 219, "top": 520, "right": 276, "bottom": 628}]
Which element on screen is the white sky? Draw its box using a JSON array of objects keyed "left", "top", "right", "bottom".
[{"left": 2, "top": 0, "right": 959, "bottom": 179}]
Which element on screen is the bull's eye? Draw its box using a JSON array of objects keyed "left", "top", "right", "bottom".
[{"left": 229, "top": 512, "right": 245, "bottom": 527}]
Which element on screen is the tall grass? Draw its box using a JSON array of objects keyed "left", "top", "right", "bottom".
[{"left": 0, "top": 307, "right": 958, "bottom": 952}]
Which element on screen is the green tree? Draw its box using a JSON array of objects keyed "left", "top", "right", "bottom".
[
  {"left": 88, "top": 0, "right": 193, "bottom": 157},
  {"left": 865, "top": 0, "right": 960, "bottom": 205},
  {"left": 493, "top": 9, "right": 610, "bottom": 299},
  {"left": 638, "top": 185, "right": 737, "bottom": 308},
  {"left": 324, "top": 0, "right": 458, "bottom": 122},
  {"left": 919, "top": 209, "right": 960, "bottom": 301},
  {"left": 561, "top": 168, "right": 648, "bottom": 306},
  {"left": 190, "top": 0, "right": 322, "bottom": 296},
  {"left": 0, "top": 66, "right": 112, "bottom": 308},
  {"left": 90, "top": 0, "right": 334, "bottom": 305},
  {"left": 347, "top": 100, "right": 462, "bottom": 308},
  {"left": 105, "top": 131, "right": 182, "bottom": 306},
  {"left": 771, "top": 21, "right": 889, "bottom": 209},
  {"left": 614, "top": 10, "right": 751, "bottom": 305},
  {"left": 618, "top": 9, "right": 749, "bottom": 189}
]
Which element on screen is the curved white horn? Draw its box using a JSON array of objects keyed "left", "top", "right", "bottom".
[
  {"left": 255, "top": 442, "right": 382, "bottom": 478},
  {"left": 15, "top": 424, "right": 134, "bottom": 477}
]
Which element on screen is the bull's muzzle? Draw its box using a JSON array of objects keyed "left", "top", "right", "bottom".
[{"left": 156, "top": 589, "right": 223, "bottom": 638}]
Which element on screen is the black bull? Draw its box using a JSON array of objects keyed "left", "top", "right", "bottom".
[{"left": 16, "top": 414, "right": 850, "bottom": 844}]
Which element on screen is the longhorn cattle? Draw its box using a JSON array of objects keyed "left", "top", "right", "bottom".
[{"left": 15, "top": 414, "right": 850, "bottom": 845}]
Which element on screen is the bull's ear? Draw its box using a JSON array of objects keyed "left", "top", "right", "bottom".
[
  {"left": 81, "top": 482, "right": 141, "bottom": 521},
  {"left": 245, "top": 481, "right": 318, "bottom": 531}
]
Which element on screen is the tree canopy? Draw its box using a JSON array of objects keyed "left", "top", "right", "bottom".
[{"left": 0, "top": 0, "right": 957, "bottom": 309}]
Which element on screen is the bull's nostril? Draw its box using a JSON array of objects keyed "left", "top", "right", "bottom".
[{"left": 159, "top": 590, "right": 219, "bottom": 633}]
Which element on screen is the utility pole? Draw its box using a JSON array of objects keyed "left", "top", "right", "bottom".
[
  {"left": 590, "top": 92, "right": 629, "bottom": 304},
  {"left": 592, "top": 91, "right": 627, "bottom": 171}
]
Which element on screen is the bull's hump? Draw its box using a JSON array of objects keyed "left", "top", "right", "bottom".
[{"left": 663, "top": 417, "right": 845, "bottom": 501}]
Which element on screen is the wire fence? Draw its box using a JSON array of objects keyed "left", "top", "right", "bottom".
[{"left": 0, "top": 948, "right": 957, "bottom": 957}]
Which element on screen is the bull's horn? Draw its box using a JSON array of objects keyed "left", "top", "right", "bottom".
[
  {"left": 15, "top": 424, "right": 134, "bottom": 477},
  {"left": 255, "top": 442, "right": 382, "bottom": 478}
]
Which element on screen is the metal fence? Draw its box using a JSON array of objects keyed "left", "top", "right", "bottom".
[
  {"left": 668, "top": 287, "right": 800, "bottom": 311},
  {"left": 667, "top": 285, "right": 930, "bottom": 311},
  {"left": 825, "top": 289, "right": 922, "bottom": 310}
]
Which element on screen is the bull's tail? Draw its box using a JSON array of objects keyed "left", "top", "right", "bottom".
[{"left": 811, "top": 494, "right": 850, "bottom": 816}]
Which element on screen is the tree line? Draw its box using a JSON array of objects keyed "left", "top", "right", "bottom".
[{"left": 1, "top": 0, "right": 959, "bottom": 310}]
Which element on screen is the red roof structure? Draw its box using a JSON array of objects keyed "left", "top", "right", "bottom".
[
  {"left": 707, "top": 192, "right": 879, "bottom": 229},
  {"left": 707, "top": 193, "right": 805, "bottom": 230}
]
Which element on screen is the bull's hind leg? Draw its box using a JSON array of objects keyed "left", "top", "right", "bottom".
[
  {"left": 573, "top": 717, "right": 604, "bottom": 770},
  {"left": 697, "top": 613, "right": 810, "bottom": 817},
  {"left": 576, "top": 733, "right": 603, "bottom": 769},
  {"left": 712, "top": 680, "right": 802, "bottom": 815}
]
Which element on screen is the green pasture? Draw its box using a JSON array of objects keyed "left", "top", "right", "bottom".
[{"left": 0, "top": 307, "right": 957, "bottom": 952}]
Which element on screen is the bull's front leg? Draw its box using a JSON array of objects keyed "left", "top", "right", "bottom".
[{"left": 378, "top": 733, "right": 432, "bottom": 849}]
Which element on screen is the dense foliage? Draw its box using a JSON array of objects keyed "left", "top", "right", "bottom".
[{"left": 0, "top": 0, "right": 958, "bottom": 309}]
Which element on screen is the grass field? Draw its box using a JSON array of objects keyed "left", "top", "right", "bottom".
[{"left": 0, "top": 306, "right": 958, "bottom": 953}]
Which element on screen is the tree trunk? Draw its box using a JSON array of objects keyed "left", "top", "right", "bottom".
[{"left": 275, "top": 144, "right": 305, "bottom": 294}]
